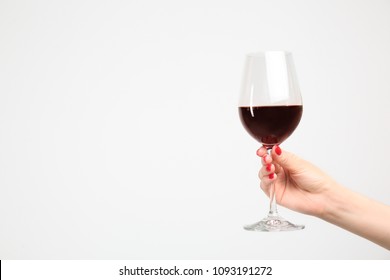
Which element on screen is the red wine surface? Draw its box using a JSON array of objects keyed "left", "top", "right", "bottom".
[{"left": 239, "top": 105, "right": 302, "bottom": 148}]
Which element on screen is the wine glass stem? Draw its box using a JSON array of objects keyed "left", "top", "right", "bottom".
[{"left": 268, "top": 149, "right": 278, "bottom": 217}]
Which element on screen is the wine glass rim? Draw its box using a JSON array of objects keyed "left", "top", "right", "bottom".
[{"left": 247, "top": 51, "right": 292, "bottom": 57}]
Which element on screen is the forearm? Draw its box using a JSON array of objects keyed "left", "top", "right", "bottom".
[{"left": 320, "top": 184, "right": 390, "bottom": 250}]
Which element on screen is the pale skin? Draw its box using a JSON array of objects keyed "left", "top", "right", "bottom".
[{"left": 257, "top": 146, "right": 390, "bottom": 250}]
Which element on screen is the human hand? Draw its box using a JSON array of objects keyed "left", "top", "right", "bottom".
[
  {"left": 257, "top": 145, "right": 342, "bottom": 218},
  {"left": 258, "top": 146, "right": 390, "bottom": 250}
]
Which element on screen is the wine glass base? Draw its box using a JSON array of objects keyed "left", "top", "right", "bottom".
[{"left": 244, "top": 215, "right": 305, "bottom": 232}]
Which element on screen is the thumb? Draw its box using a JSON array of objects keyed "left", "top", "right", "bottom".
[{"left": 271, "top": 145, "right": 300, "bottom": 172}]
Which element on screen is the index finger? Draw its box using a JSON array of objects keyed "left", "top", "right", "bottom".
[{"left": 256, "top": 146, "right": 268, "bottom": 158}]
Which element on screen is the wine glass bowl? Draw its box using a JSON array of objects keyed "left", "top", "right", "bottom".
[
  {"left": 239, "top": 105, "right": 302, "bottom": 149},
  {"left": 238, "top": 51, "right": 304, "bottom": 231}
]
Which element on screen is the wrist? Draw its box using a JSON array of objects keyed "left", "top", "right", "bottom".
[
  {"left": 317, "top": 183, "right": 390, "bottom": 250},
  {"left": 317, "top": 182, "right": 352, "bottom": 222}
]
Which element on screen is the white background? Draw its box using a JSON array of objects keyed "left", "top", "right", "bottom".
[
  {"left": 0, "top": 0, "right": 389, "bottom": 259},
  {"left": 2, "top": 260, "right": 390, "bottom": 280}
]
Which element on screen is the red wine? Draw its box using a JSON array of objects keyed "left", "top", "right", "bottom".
[{"left": 239, "top": 105, "right": 302, "bottom": 148}]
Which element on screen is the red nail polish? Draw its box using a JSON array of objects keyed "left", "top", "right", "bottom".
[
  {"left": 275, "top": 145, "right": 282, "bottom": 156},
  {"left": 269, "top": 173, "right": 274, "bottom": 179},
  {"left": 266, "top": 164, "right": 271, "bottom": 172}
]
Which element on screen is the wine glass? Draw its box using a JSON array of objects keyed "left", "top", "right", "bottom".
[{"left": 238, "top": 51, "right": 304, "bottom": 231}]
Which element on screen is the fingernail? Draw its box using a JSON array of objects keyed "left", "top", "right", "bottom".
[
  {"left": 266, "top": 164, "right": 271, "bottom": 172},
  {"left": 275, "top": 145, "right": 282, "bottom": 156},
  {"left": 262, "top": 155, "right": 267, "bottom": 162},
  {"left": 268, "top": 173, "right": 274, "bottom": 179}
]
